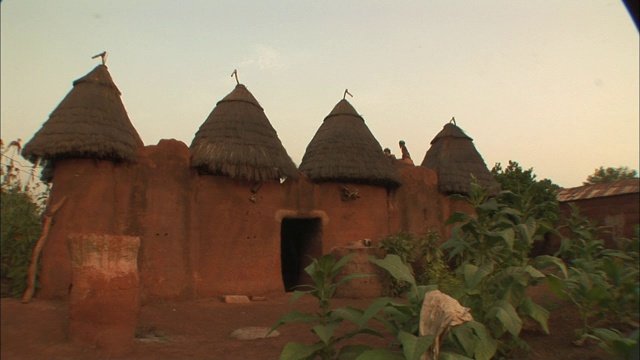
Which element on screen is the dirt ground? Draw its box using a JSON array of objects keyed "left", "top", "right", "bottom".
[{"left": 1, "top": 284, "right": 612, "bottom": 360}]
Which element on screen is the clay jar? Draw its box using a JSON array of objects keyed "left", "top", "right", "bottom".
[{"left": 67, "top": 234, "right": 140, "bottom": 356}]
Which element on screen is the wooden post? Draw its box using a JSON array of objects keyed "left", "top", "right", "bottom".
[{"left": 22, "top": 196, "right": 67, "bottom": 303}]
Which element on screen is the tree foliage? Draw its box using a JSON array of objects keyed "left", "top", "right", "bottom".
[
  {"left": 491, "top": 160, "right": 560, "bottom": 224},
  {"left": 584, "top": 166, "right": 638, "bottom": 185},
  {"left": 1, "top": 185, "right": 43, "bottom": 297},
  {"left": 1, "top": 138, "right": 46, "bottom": 297}
]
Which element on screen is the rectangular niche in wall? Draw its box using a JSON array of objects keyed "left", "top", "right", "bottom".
[{"left": 280, "top": 217, "right": 322, "bottom": 292}]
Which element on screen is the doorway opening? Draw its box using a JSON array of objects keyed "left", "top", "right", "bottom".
[{"left": 280, "top": 218, "right": 322, "bottom": 292}]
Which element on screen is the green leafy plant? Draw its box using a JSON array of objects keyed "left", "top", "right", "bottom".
[
  {"left": 1, "top": 138, "right": 48, "bottom": 298},
  {"left": 1, "top": 185, "right": 43, "bottom": 297},
  {"left": 369, "top": 254, "right": 496, "bottom": 360},
  {"left": 440, "top": 180, "right": 555, "bottom": 357},
  {"left": 548, "top": 208, "right": 639, "bottom": 344},
  {"left": 272, "top": 253, "right": 476, "bottom": 359},
  {"left": 270, "top": 253, "right": 391, "bottom": 360},
  {"left": 585, "top": 328, "right": 639, "bottom": 359},
  {"left": 414, "top": 230, "right": 459, "bottom": 293},
  {"left": 377, "top": 232, "right": 419, "bottom": 296},
  {"left": 379, "top": 230, "right": 460, "bottom": 297}
]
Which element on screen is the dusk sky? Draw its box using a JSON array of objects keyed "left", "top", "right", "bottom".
[{"left": 1, "top": 1, "right": 638, "bottom": 188}]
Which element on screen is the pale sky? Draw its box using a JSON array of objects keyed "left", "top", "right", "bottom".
[{"left": 1, "top": 1, "right": 638, "bottom": 188}]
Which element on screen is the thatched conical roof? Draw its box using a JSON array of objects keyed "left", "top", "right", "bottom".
[
  {"left": 298, "top": 99, "right": 401, "bottom": 188},
  {"left": 22, "top": 65, "right": 144, "bottom": 163},
  {"left": 189, "top": 84, "right": 298, "bottom": 182},
  {"left": 421, "top": 121, "right": 497, "bottom": 194}
]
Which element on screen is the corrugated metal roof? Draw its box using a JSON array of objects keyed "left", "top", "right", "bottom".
[{"left": 557, "top": 178, "right": 639, "bottom": 202}]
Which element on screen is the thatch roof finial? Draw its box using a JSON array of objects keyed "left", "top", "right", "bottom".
[
  {"left": 231, "top": 69, "right": 239, "bottom": 85},
  {"left": 450, "top": 117, "right": 456, "bottom": 125},
  {"left": 91, "top": 51, "right": 107, "bottom": 65},
  {"left": 343, "top": 88, "right": 353, "bottom": 100}
]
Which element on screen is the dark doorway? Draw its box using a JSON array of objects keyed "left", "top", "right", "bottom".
[{"left": 280, "top": 218, "right": 322, "bottom": 292}]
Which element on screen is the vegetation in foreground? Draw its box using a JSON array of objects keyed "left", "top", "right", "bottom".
[
  {"left": 1, "top": 139, "right": 48, "bottom": 298},
  {"left": 273, "top": 179, "right": 639, "bottom": 360}
]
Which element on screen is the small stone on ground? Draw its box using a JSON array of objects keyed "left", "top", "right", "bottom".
[
  {"left": 229, "top": 327, "right": 279, "bottom": 340},
  {"left": 222, "top": 295, "right": 251, "bottom": 303}
]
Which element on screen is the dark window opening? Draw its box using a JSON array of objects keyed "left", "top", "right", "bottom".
[{"left": 280, "top": 218, "right": 322, "bottom": 292}]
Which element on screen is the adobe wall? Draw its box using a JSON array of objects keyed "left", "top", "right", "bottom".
[
  {"left": 38, "top": 140, "right": 465, "bottom": 301},
  {"left": 559, "top": 193, "right": 640, "bottom": 247},
  {"left": 192, "top": 175, "right": 289, "bottom": 297},
  {"left": 38, "top": 159, "right": 138, "bottom": 299}
]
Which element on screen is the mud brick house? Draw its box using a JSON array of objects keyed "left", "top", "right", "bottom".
[
  {"left": 557, "top": 178, "right": 640, "bottom": 247},
  {"left": 22, "top": 64, "right": 497, "bottom": 302}
]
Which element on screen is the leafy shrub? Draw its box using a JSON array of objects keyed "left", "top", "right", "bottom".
[
  {"left": 370, "top": 254, "right": 497, "bottom": 360},
  {"left": 586, "top": 328, "right": 639, "bottom": 359},
  {"left": 379, "top": 230, "right": 459, "bottom": 297},
  {"left": 547, "top": 207, "right": 639, "bottom": 345},
  {"left": 1, "top": 185, "right": 43, "bottom": 297},
  {"left": 270, "top": 254, "right": 394, "bottom": 360},
  {"left": 272, "top": 253, "right": 476, "bottom": 359},
  {"left": 414, "top": 230, "right": 459, "bottom": 294},
  {"left": 378, "top": 232, "right": 418, "bottom": 296},
  {"left": 441, "top": 180, "right": 557, "bottom": 357},
  {"left": 1, "top": 138, "right": 48, "bottom": 298}
]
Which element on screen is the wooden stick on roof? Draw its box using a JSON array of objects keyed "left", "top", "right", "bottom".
[
  {"left": 343, "top": 88, "right": 353, "bottom": 100},
  {"left": 231, "top": 69, "right": 239, "bottom": 85},
  {"left": 91, "top": 51, "right": 107, "bottom": 65}
]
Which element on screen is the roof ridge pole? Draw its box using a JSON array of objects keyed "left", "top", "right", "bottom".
[
  {"left": 91, "top": 51, "right": 107, "bottom": 65},
  {"left": 343, "top": 88, "right": 353, "bottom": 100},
  {"left": 450, "top": 117, "right": 456, "bottom": 125},
  {"left": 231, "top": 69, "right": 239, "bottom": 85}
]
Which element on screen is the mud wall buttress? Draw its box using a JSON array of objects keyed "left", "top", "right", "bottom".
[
  {"left": 193, "top": 176, "right": 286, "bottom": 297},
  {"left": 135, "top": 140, "right": 193, "bottom": 302},
  {"left": 38, "top": 159, "right": 137, "bottom": 299}
]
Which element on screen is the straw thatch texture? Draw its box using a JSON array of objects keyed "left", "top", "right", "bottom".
[
  {"left": 421, "top": 123, "right": 497, "bottom": 194},
  {"left": 298, "top": 99, "right": 400, "bottom": 188},
  {"left": 189, "top": 84, "right": 298, "bottom": 182},
  {"left": 22, "top": 65, "right": 143, "bottom": 164}
]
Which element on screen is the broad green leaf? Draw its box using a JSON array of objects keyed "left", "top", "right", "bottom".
[
  {"left": 439, "top": 351, "right": 473, "bottom": 360},
  {"left": 332, "top": 253, "right": 356, "bottom": 278},
  {"left": 312, "top": 322, "right": 341, "bottom": 345},
  {"left": 532, "top": 255, "right": 568, "bottom": 278},
  {"left": 483, "top": 228, "right": 514, "bottom": 249},
  {"left": 397, "top": 330, "right": 435, "bottom": 360},
  {"left": 451, "top": 322, "right": 475, "bottom": 356},
  {"left": 465, "top": 321, "right": 497, "bottom": 360},
  {"left": 520, "top": 297, "right": 550, "bottom": 334},
  {"left": 270, "top": 311, "right": 319, "bottom": 333},
  {"left": 488, "top": 301, "right": 522, "bottom": 337},
  {"left": 331, "top": 306, "right": 363, "bottom": 325},
  {"left": 354, "top": 348, "right": 405, "bottom": 360},
  {"left": 516, "top": 218, "right": 536, "bottom": 246},
  {"left": 335, "top": 328, "right": 384, "bottom": 343},
  {"left": 357, "top": 297, "right": 395, "bottom": 328},
  {"left": 462, "top": 263, "right": 493, "bottom": 290},
  {"left": 585, "top": 285, "right": 609, "bottom": 302},
  {"left": 290, "top": 290, "right": 311, "bottom": 303},
  {"left": 368, "top": 255, "right": 416, "bottom": 286},
  {"left": 336, "top": 273, "right": 374, "bottom": 288},
  {"left": 545, "top": 274, "right": 570, "bottom": 301},
  {"left": 477, "top": 198, "right": 499, "bottom": 212},
  {"left": 445, "top": 212, "right": 471, "bottom": 225},
  {"left": 522, "top": 265, "right": 545, "bottom": 279},
  {"left": 279, "top": 341, "right": 323, "bottom": 360},
  {"left": 336, "top": 345, "right": 372, "bottom": 360},
  {"left": 600, "top": 249, "right": 634, "bottom": 260}
]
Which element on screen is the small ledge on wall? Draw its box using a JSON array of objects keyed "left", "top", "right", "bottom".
[
  {"left": 274, "top": 210, "right": 329, "bottom": 225},
  {"left": 340, "top": 186, "right": 360, "bottom": 201}
]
